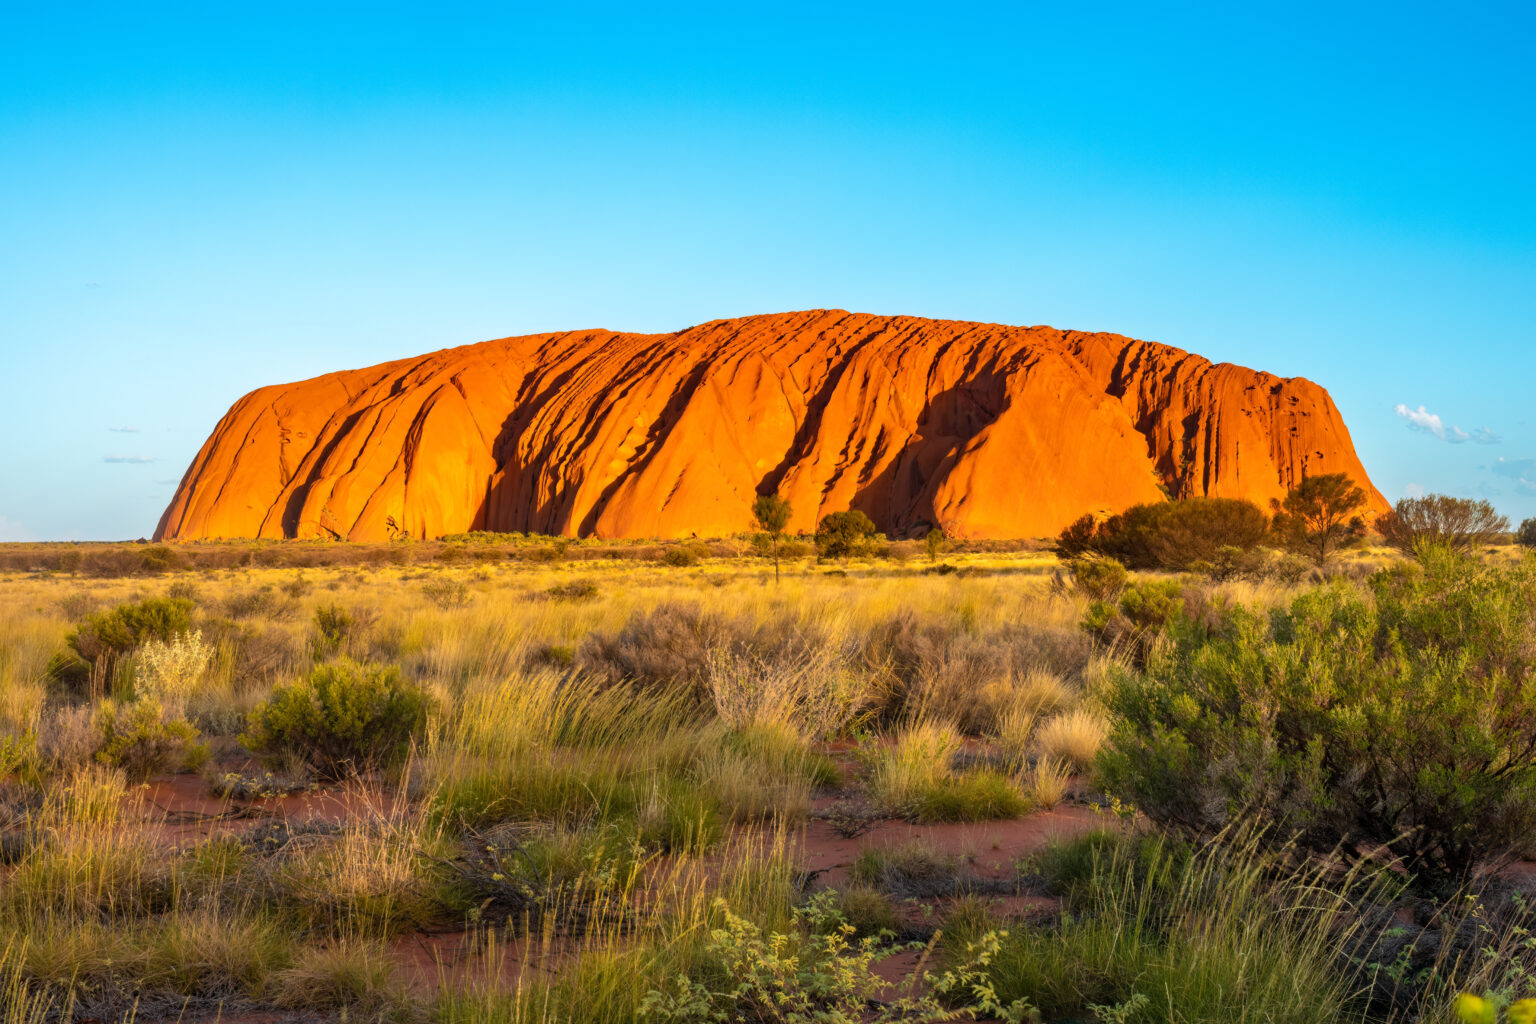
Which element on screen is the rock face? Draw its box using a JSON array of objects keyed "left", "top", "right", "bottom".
[{"left": 156, "top": 310, "right": 1389, "bottom": 542}]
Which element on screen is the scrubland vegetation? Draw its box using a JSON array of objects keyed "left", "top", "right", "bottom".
[{"left": 1, "top": 491, "right": 1535, "bottom": 1022}]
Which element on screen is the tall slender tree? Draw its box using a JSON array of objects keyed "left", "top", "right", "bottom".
[{"left": 751, "top": 493, "right": 793, "bottom": 584}]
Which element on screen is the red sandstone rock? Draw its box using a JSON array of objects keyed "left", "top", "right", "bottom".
[{"left": 155, "top": 310, "right": 1389, "bottom": 542}]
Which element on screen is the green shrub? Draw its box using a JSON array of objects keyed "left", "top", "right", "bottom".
[
  {"left": 312, "top": 604, "right": 353, "bottom": 653},
  {"left": 1516, "top": 517, "right": 1536, "bottom": 550},
  {"left": 639, "top": 891, "right": 1024, "bottom": 1023},
  {"left": 831, "top": 887, "right": 899, "bottom": 939},
  {"left": 241, "top": 661, "right": 433, "bottom": 780},
  {"left": 1377, "top": 494, "right": 1511, "bottom": 557},
  {"left": 1067, "top": 555, "right": 1127, "bottom": 599},
  {"left": 51, "top": 597, "right": 196, "bottom": 699},
  {"left": 816, "top": 510, "right": 878, "bottom": 560},
  {"left": 421, "top": 579, "right": 470, "bottom": 608},
  {"left": 1098, "top": 554, "right": 1536, "bottom": 892},
  {"left": 1065, "top": 498, "right": 1268, "bottom": 570},
  {"left": 95, "top": 698, "right": 208, "bottom": 780},
  {"left": 1055, "top": 514, "right": 1099, "bottom": 558},
  {"left": 661, "top": 544, "right": 705, "bottom": 567},
  {"left": 1195, "top": 544, "right": 1271, "bottom": 582},
  {"left": 1269, "top": 473, "right": 1369, "bottom": 566},
  {"left": 1083, "top": 579, "right": 1190, "bottom": 661},
  {"left": 545, "top": 579, "right": 600, "bottom": 601}
]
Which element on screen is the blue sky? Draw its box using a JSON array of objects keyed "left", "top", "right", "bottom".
[{"left": 1, "top": 1, "right": 1532, "bottom": 540}]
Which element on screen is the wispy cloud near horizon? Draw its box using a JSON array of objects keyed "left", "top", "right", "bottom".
[{"left": 103, "top": 455, "right": 158, "bottom": 464}]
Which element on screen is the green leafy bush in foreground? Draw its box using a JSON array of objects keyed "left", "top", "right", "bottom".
[
  {"left": 640, "top": 890, "right": 1032, "bottom": 1023},
  {"left": 1060, "top": 497, "right": 1269, "bottom": 570},
  {"left": 96, "top": 698, "right": 208, "bottom": 780},
  {"left": 242, "top": 661, "right": 433, "bottom": 779},
  {"left": 1099, "top": 550, "right": 1536, "bottom": 892},
  {"left": 49, "top": 597, "right": 196, "bottom": 699}
]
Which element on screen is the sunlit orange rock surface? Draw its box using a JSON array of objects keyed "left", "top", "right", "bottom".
[{"left": 155, "top": 310, "right": 1389, "bottom": 542}]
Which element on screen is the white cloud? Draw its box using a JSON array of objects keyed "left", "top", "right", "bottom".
[
  {"left": 1396, "top": 403, "right": 1445, "bottom": 438},
  {"left": 1394, "top": 403, "right": 1500, "bottom": 445},
  {"left": 1403, "top": 483, "right": 1426, "bottom": 498},
  {"left": 103, "top": 455, "right": 158, "bottom": 464},
  {"left": 0, "top": 515, "right": 32, "bottom": 542}
]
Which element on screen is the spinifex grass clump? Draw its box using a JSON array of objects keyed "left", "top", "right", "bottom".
[
  {"left": 953, "top": 830, "right": 1375, "bottom": 1024},
  {"left": 865, "top": 721, "right": 1029, "bottom": 823}
]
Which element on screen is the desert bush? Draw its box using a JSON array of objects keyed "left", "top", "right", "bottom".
[
  {"left": 660, "top": 542, "right": 708, "bottom": 567},
  {"left": 1056, "top": 514, "right": 1099, "bottom": 558},
  {"left": 1270, "top": 551, "right": 1315, "bottom": 584},
  {"left": 816, "top": 509, "right": 878, "bottom": 560},
  {"left": 1099, "top": 553, "right": 1536, "bottom": 892},
  {"left": 1269, "top": 472, "right": 1369, "bottom": 567},
  {"left": 913, "top": 767, "right": 1028, "bottom": 823},
  {"left": 545, "top": 578, "right": 600, "bottom": 601},
  {"left": 421, "top": 578, "right": 470, "bottom": 608},
  {"left": 859, "top": 612, "right": 1013, "bottom": 730},
  {"left": 705, "top": 650, "right": 863, "bottom": 740},
  {"left": 1195, "top": 544, "right": 1272, "bottom": 582},
  {"left": 1377, "top": 493, "right": 1511, "bottom": 557},
  {"left": 57, "top": 591, "right": 103, "bottom": 620},
  {"left": 1066, "top": 555, "right": 1127, "bottom": 599},
  {"left": 850, "top": 840, "right": 966, "bottom": 899},
  {"left": 94, "top": 698, "right": 208, "bottom": 780},
  {"left": 1065, "top": 498, "right": 1269, "bottom": 570},
  {"left": 640, "top": 891, "right": 1019, "bottom": 1023},
  {"left": 164, "top": 579, "right": 201, "bottom": 605},
  {"left": 1082, "top": 579, "right": 1190, "bottom": 660},
  {"left": 133, "top": 630, "right": 212, "bottom": 718},
  {"left": 580, "top": 603, "right": 826, "bottom": 701},
  {"left": 311, "top": 603, "right": 376, "bottom": 656},
  {"left": 1519, "top": 517, "right": 1536, "bottom": 550},
  {"left": 241, "top": 661, "right": 433, "bottom": 779},
  {"left": 831, "top": 886, "right": 899, "bottom": 939},
  {"left": 863, "top": 721, "right": 1025, "bottom": 822},
  {"left": 34, "top": 705, "right": 100, "bottom": 776},
  {"left": 221, "top": 585, "right": 278, "bottom": 619},
  {"left": 50, "top": 597, "right": 195, "bottom": 700}
]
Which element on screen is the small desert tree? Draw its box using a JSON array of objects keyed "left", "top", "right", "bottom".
[
  {"left": 1376, "top": 493, "right": 1510, "bottom": 557},
  {"left": 815, "top": 510, "right": 877, "bottom": 561},
  {"left": 1270, "top": 473, "right": 1367, "bottom": 567},
  {"left": 751, "top": 493, "right": 793, "bottom": 584},
  {"left": 1516, "top": 517, "right": 1536, "bottom": 550},
  {"left": 923, "top": 526, "right": 947, "bottom": 564}
]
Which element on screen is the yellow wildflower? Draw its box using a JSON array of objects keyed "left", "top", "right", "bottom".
[{"left": 1456, "top": 994, "right": 1496, "bottom": 1024}]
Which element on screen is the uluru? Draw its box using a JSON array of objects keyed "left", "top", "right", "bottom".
[{"left": 155, "top": 310, "right": 1388, "bottom": 542}]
